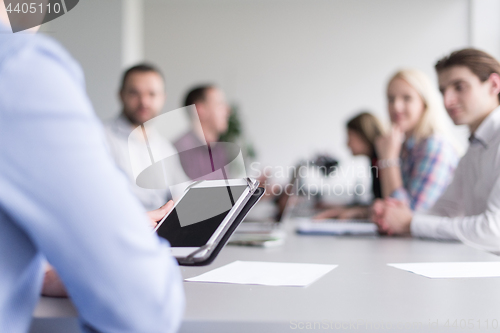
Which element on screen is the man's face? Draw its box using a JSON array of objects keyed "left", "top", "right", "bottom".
[
  {"left": 438, "top": 66, "right": 495, "bottom": 129},
  {"left": 120, "top": 71, "right": 165, "bottom": 125},
  {"left": 200, "top": 88, "right": 230, "bottom": 135}
]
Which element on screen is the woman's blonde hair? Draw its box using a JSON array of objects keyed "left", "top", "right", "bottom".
[{"left": 387, "top": 69, "right": 449, "bottom": 142}]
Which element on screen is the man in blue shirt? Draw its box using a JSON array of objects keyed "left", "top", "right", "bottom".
[{"left": 0, "top": 5, "right": 184, "bottom": 333}]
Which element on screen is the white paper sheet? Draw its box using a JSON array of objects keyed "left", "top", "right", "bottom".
[
  {"left": 388, "top": 262, "right": 500, "bottom": 279},
  {"left": 185, "top": 260, "right": 337, "bottom": 287},
  {"left": 296, "top": 219, "right": 377, "bottom": 235}
]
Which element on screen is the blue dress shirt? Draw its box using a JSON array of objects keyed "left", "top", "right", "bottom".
[{"left": 0, "top": 23, "right": 184, "bottom": 332}]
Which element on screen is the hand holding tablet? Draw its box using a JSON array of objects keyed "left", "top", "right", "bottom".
[{"left": 155, "top": 178, "right": 264, "bottom": 265}]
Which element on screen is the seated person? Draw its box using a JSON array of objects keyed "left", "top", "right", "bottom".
[
  {"left": 373, "top": 49, "right": 500, "bottom": 254},
  {"left": 174, "top": 85, "right": 231, "bottom": 180},
  {"left": 104, "top": 64, "right": 188, "bottom": 210},
  {"left": 316, "top": 112, "right": 385, "bottom": 219},
  {"left": 0, "top": 12, "right": 183, "bottom": 332},
  {"left": 375, "top": 69, "right": 459, "bottom": 212}
]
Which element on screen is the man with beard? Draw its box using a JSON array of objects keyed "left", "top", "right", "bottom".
[{"left": 105, "top": 64, "right": 188, "bottom": 210}]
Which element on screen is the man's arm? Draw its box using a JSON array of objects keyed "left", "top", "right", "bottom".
[
  {"left": 373, "top": 159, "right": 467, "bottom": 239},
  {"left": 411, "top": 173, "right": 500, "bottom": 253},
  {"left": 42, "top": 201, "right": 176, "bottom": 298},
  {"left": 0, "top": 37, "right": 184, "bottom": 332}
]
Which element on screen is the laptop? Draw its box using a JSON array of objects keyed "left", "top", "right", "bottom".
[{"left": 228, "top": 177, "right": 298, "bottom": 246}]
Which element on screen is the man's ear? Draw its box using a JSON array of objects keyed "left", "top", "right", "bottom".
[
  {"left": 488, "top": 73, "right": 500, "bottom": 97},
  {"left": 195, "top": 102, "right": 205, "bottom": 120}
]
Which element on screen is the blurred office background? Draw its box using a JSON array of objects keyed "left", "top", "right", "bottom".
[{"left": 43, "top": 0, "right": 500, "bottom": 170}]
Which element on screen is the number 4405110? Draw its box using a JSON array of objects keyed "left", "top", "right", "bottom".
[
  {"left": 444, "top": 319, "right": 499, "bottom": 329},
  {"left": 6, "top": 2, "right": 62, "bottom": 14}
]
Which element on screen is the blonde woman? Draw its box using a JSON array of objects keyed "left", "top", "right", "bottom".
[{"left": 375, "top": 69, "right": 459, "bottom": 211}]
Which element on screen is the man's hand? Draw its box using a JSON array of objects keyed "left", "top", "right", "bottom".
[
  {"left": 370, "top": 199, "right": 385, "bottom": 221},
  {"left": 147, "top": 200, "right": 175, "bottom": 228},
  {"left": 372, "top": 198, "right": 413, "bottom": 235}
]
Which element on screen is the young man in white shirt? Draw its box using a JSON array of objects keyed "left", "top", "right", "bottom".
[
  {"left": 372, "top": 48, "right": 500, "bottom": 253},
  {"left": 104, "top": 64, "right": 189, "bottom": 210}
]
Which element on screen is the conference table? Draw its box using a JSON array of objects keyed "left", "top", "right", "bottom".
[{"left": 31, "top": 221, "right": 500, "bottom": 333}]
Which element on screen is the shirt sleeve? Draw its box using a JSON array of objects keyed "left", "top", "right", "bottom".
[
  {"left": 390, "top": 137, "right": 457, "bottom": 212},
  {"left": 0, "top": 38, "right": 184, "bottom": 332},
  {"left": 411, "top": 171, "right": 500, "bottom": 253}
]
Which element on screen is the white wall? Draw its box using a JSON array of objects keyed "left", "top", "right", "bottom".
[
  {"left": 42, "top": 0, "right": 124, "bottom": 120},
  {"left": 144, "top": 0, "right": 470, "bottom": 169},
  {"left": 123, "top": 0, "right": 145, "bottom": 68},
  {"left": 470, "top": 0, "right": 500, "bottom": 60},
  {"left": 43, "top": 0, "right": 497, "bottom": 170}
]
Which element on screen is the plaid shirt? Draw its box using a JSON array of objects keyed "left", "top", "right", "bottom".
[{"left": 391, "top": 134, "right": 459, "bottom": 212}]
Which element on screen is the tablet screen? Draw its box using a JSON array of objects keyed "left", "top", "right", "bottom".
[{"left": 156, "top": 185, "right": 247, "bottom": 247}]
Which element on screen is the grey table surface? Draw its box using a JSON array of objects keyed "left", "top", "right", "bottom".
[{"left": 31, "top": 222, "right": 500, "bottom": 332}]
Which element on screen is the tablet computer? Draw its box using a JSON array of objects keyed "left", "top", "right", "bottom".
[{"left": 154, "top": 178, "right": 260, "bottom": 264}]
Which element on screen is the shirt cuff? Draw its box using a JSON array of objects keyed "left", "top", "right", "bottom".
[
  {"left": 411, "top": 213, "right": 459, "bottom": 241},
  {"left": 390, "top": 187, "right": 409, "bottom": 204}
]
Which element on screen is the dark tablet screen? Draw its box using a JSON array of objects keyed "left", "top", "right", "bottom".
[{"left": 156, "top": 185, "right": 247, "bottom": 247}]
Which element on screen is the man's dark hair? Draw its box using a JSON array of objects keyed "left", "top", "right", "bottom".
[
  {"left": 120, "top": 63, "right": 164, "bottom": 92},
  {"left": 435, "top": 48, "right": 500, "bottom": 102},
  {"left": 184, "top": 85, "right": 215, "bottom": 107}
]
